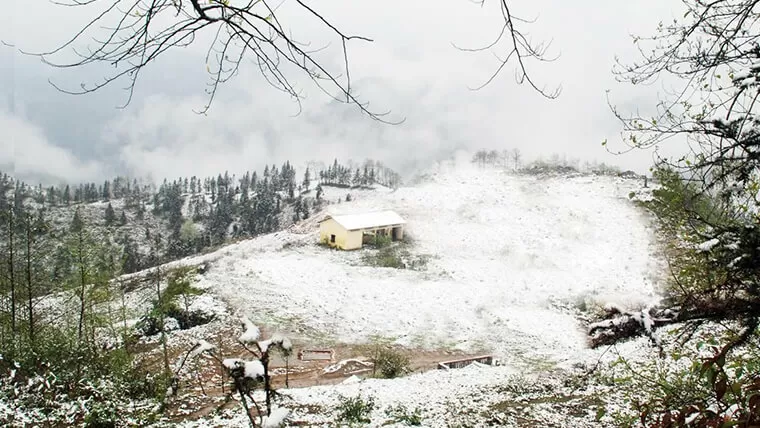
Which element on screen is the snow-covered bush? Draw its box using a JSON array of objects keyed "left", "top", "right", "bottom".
[
  {"left": 384, "top": 403, "right": 423, "bottom": 426},
  {"left": 598, "top": 326, "right": 760, "bottom": 427},
  {"left": 0, "top": 333, "right": 163, "bottom": 426},
  {"left": 181, "top": 317, "right": 292, "bottom": 428},
  {"left": 336, "top": 394, "right": 375, "bottom": 425},
  {"left": 371, "top": 347, "right": 410, "bottom": 379},
  {"left": 362, "top": 246, "right": 430, "bottom": 271}
]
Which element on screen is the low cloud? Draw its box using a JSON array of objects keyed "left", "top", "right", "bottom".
[
  {"left": 0, "top": 110, "right": 105, "bottom": 184},
  {"left": 4, "top": 0, "right": 684, "bottom": 184}
]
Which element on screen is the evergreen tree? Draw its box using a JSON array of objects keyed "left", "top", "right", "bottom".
[
  {"left": 119, "top": 210, "right": 128, "bottom": 226},
  {"left": 63, "top": 185, "right": 71, "bottom": 205},
  {"left": 47, "top": 186, "right": 57, "bottom": 206},
  {"left": 104, "top": 202, "right": 116, "bottom": 226},
  {"left": 316, "top": 183, "right": 323, "bottom": 201},
  {"left": 71, "top": 207, "right": 84, "bottom": 233},
  {"left": 302, "top": 199, "right": 310, "bottom": 219},
  {"left": 102, "top": 180, "right": 111, "bottom": 201},
  {"left": 302, "top": 167, "right": 311, "bottom": 190}
]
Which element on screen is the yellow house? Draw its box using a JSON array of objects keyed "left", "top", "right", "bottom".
[{"left": 319, "top": 210, "right": 406, "bottom": 250}]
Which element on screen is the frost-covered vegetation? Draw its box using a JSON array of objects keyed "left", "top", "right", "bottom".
[
  {"left": 0, "top": 159, "right": 402, "bottom": 426},
  {"left": 591, "top": 0, "right": 760, "bottom": 424}
]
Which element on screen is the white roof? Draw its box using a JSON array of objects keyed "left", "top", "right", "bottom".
[{"left": 322, "top": 210, "right": 406, "bottom": 231}]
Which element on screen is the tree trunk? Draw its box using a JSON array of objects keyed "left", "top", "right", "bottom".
[
  {"left": 154, "top": 254, "right": 171, "bottom": 381},
  {"left": 25, "top": 219, "right": 34, "bottom": 347},
  {"left": 8, "top": 208, "right": 16, "bottom": 341},
  {"left": 77, "top": 231, "right": 86, "bottom": 345},
  {"left": 262, "top": 352, "right": 272, "bottom": 416}
]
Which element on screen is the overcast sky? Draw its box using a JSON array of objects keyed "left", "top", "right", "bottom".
[{"left": 1, "top": 0, "right": 683, "bottom": 185}]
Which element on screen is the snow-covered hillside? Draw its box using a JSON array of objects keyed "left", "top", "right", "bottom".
[
  {"left": 148, "top": 161, "right": 665, "bottom": 427},
  {"left": 167, "top": 162, "right": 661, "bottom": 368}
]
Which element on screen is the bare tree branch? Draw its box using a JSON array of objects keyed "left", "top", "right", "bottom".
[{"left": 18, "top": 0, "right": 559, "bottom": 118}]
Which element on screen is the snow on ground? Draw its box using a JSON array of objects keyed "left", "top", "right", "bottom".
[
  {"left": 182, "top": 162, "right": 662, "bottom": 370},
  {"left": 136, "top": 162, "right": 665, "bottom": 427}
]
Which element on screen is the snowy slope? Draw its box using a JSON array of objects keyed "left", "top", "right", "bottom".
[{"left": 179, "top": 162, "right": 662, "bottom": 372}]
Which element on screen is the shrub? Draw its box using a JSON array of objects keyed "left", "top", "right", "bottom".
[
  {"left": 336, "top": 394, "right": 375, "bottom": 424},
  {"left": 362, "top": 246, "right": 429, "bottom": 271},
  {"left": 385, "top": 404, "right": 423, "bottom": 425},
  {"left": 371, "top": 234, "right": 392, "bottom": 248},
  {"left": 372, "top": 347, "right": 410, "bottom": 379}
]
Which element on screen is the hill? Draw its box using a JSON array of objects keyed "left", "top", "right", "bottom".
[{"left": 99, "top": 159, "right": 662, "bottom": 427}]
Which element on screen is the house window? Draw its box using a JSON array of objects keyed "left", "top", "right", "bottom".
[{"left": 330, "top": 234, "right": 336, "bottom": 243}]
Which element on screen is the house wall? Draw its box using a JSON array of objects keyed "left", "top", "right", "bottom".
[
  {"left": 319, "top": 219, "right": 363, "bottom": 250},
  {"left": 319, "top": 218, "right": 344, "bottom": 248},
  {"left": 343, "top": 230, "right": 363, "bottom": 250},
  {"left": 320, "top": 219, "right": 404, "bottom": 250}
]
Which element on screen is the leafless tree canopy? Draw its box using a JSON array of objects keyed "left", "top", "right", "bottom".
[
  {"left": 610, "top": 0, "right": 760, "bottom": 369},
  {"left": 26, "top": 0, "right": 559, "bottom": 118},
  {"left": 612, "top": 0, "right": 760, "bottom": 198}
]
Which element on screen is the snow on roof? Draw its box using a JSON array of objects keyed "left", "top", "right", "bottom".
[{"left": 321, "top": 210, "right": 406, "bottom": 231}]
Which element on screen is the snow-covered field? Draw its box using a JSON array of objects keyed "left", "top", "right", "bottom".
[
  {"left": 145, "top": 161, "right": 665, "bottom": 426},
  {"left": 189, "top": 163, "right": 661, "bottom": 365}
]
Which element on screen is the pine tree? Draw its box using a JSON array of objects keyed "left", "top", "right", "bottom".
[
  {"left": 63, "top": 185, "right": 71, "bottom": 205},
  {"left": 302, "top": 199, "right": 310, "bottom": 219},
  {"left": 302, "top": 167, "right": 311, "bottom": 190},
  {"left": 47, "top": 186, "right": 57, "bottom": 206},
  {"left": 316, "top": 183, "right": 323, "bottom": 201},
  {"left": 71, "top": 208, "right": 84, "bottom": 233},
  {"left": 119, "top": 210, "right": 128, "bottom": 226},
  {"left": 105, "top": 202, "right": 116, "bottom": 226},
  {"left": 102, "top": 180, "right": 111, "bottom": 201}
]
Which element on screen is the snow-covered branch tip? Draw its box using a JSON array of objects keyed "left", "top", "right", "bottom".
[
  {"left": 588, "top": 304, "right": 678, "bottom": 349},
  {"left": 239, "top": 316, "right": 261, "bottom": 344}
]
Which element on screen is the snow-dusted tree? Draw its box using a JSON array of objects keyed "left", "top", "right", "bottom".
[
  {"left": 610, "top": 0, "right": 760, "bottom": 339},
  {"left": 179, "top": 317, "right": 292, "bottom": 428},
  {"left": 511, "top": 148, "right": 522, "bottom": 171},
  {"left": 302, "top": 167, "right": 311, "bottom": 191},
  {"left": 605, "top": 2, "right": 760, "bottom": 424},
  {"left": 315, "top": 184, "right": 323, "bottom": 201},
  {"left": 104, "top": 202, "right": 116, "bottom": 226}
]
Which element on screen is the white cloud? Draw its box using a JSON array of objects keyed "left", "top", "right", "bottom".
[
  {"left": 4, "top": 0, "right": 687, "bottom": 182},
  {"left": 0, "top": 110, "right": 104, "bottom": 184}
]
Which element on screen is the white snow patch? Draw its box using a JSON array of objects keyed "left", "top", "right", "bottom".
[
  {"left": 261, "top": 407, "right": 290, "bottom": 427},
  {"left": 238, "top": 317, "right": 261, "bottom": 344},
  {"left": 324, "top": 210, "right": 406, "bottom": 230},
  {"left": 189, "top": 340, "right": 216, "bottom": 358},
  {"left": 697, "top": 238, "right": 720, "bottom": 252},
  {"left": 222, "top": 358, "right": 265, "bottom": 379},
  {"left": 322, "top": 359, "right": 373, "bottom": 374}
]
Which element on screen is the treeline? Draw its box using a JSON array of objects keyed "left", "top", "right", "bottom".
[
  {"left": 318, "top": 159, "right": 401, "bottom": 188},
  {"left": 471, "top": 149, "right": 633, "bottom": 177},
  {"left": 1, "top": 158, "right": 401, "bottom": 275},
  {"left": 17, "top": 159, "right": 399, "bottom": 209}
]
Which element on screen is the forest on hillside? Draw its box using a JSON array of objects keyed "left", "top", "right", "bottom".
[{"left": 0, "top": 158, "right": 401, "bottom": 272}]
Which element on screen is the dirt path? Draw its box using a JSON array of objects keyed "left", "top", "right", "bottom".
[{"left": 143, "top": 321, "right": 486, "bottom": 422}]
